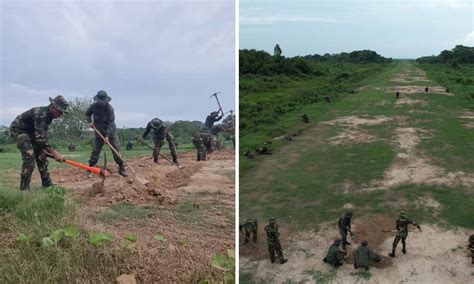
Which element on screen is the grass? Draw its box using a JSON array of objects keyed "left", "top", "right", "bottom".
[
  {"left": 240, "top": 59, "right": 474, "bottom": 236},
  {"left": 0, "top": 184, "right": 129, "bottom": 283},
  {"left": 92, "top": 203, "right": 158, "bottom": 224}
]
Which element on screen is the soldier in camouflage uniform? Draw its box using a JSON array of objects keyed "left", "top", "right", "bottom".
[
  {"left": 338, "top": 211, "right": 354, "bottom": 248},
  {"left": 86, "top": 90, "right": 127, "bottom": 177},
  {"left": 202, "top": 111, "right": 223, "bottom": 133},
  {"left": 389, "top": 210, "right": 421, "bottom": 257},
  {"left": 468, "top": 234, "right": 474, "bottom": 264},
  {"left": 192, "top": 133, "right": 207, "bottom": 161},
  {"left": 323, "top": 239, "right": 345, "bottom": 267},
  {"left": 240, "top": 218, "right": 258, "bottom": 244},
  {"left": 140, "top": 118, "right": 178, "bottom": 164},
  {"left": 10, "top": 96, "right": 69, "bottom": 190},
  {"left": 354, "top": 240, "right": 381, "bottom": 270},
  {"left": 265, "top": 217, "right": 288, "bottom": 264}
]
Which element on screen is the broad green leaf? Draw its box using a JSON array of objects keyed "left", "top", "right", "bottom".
[
  {"left": 89, "top": 232, "right": 113, "bottom": 245},
  {"left": 16, "top": 233, "right": 31, "bottom": 243},
  {"left": 62, "top": 226, "right": 80, "bottom": 238},
  {"left": 211, "top": 253, "right": 231, "bottom": 271},
  {"left": 50, "top": 229, "right": 65, "bottom": 243},
  {"left": 154, "top": 234, "right": 166, "bottom": 241},
  {"left": 41, "top": 237, "right": 55, "bottom": 248},
  {"left": 123, "top": 234, "right": 137, "bottom": 242}
]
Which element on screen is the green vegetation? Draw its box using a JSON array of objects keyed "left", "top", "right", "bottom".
[{"left": 417, "top": 45, "right": 474, "bottom": 65}]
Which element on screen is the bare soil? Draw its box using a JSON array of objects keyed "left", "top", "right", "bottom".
[
  {"left": 323, "top": 115, "right": 392, "bottom": 145},
  {"left": 385, "top": 86, "right": 452, "bottom": 96},
  {"left": 53, "top": 149, "right": 235, "bottom": 282}
]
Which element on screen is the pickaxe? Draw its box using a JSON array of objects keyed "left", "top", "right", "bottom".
[
  {"left": 137, "top": 139, "right": 183, "bottom": 169},
  {"left": 210, "top": 92, "right": 224, "bottom": 115}
]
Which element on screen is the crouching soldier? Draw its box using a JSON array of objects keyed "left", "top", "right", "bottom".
[
  {"left": 10, "top": 96, "right": 69, "bottom": 190},
  {"left": 354, "top": 240, "right": 381, "bottom": 270},
  {"left": 140, "top": 118, "right": 178, "bottom": 164},
  {"left": 240, "top": 218, "right": 258, "bottom": 244},
  {"left": 323, "top": 239, "right": 345, "bottom": 268}
]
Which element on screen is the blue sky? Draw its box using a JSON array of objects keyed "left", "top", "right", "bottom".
[
  {"left": 240, "top": 0, "right": 474, "bottom": 58},
  {"left": 0, "top": 0, "right": 235, "bottom": 127}
]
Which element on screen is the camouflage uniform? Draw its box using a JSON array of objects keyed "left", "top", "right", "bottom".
[
  {"left": 142, "top": 118, "right": 178, "bottom": 164},
  {"left": 338, "top": 212, "right": 353, "bottom": 248},
  {"left": 265, "top": 218, "right": 287, "bottom": 264},
  {"left": 86, "top": 91, "right": 126, "bottom": 175},
  {"left": 202, "top": 111, "right": 223, "bottom": 133},
  {"left": 323, "top": 240, "right": 345, "bottom": 267},
  {"left": 192, "top": 134, "right": 207, "bottom": 161},
  {"left": 469, "top": 234, "right": 474, "bottom": 264},
  {"left": 354, "top": 241, "right": 381, "bottom": 270},
  {"left": 240, "top": 218, "right": 258, "bottom": 244},
  {"left": 389, "top": 211, "right": 420, "bottom": 257},
  {"left": 9, "top": 96, "right": 69, "bottom": 190}
]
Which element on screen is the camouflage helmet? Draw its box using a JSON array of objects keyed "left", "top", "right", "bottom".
[
  {"left": 49, "top": 95, "right": 69, "bottom": 113},
  {"left": 399, "top": 210, "right": 406, "bottom": 217},
  {"left": 268, "top": 217, "right": 276, "bottom": 224},
  {"left": 150, "top": 118, "right": 164, "bottom": 130},
  {"left": 93, "top": 90, "right": 111, "bottom": 103},
  {"left": 469, "top": 234, "right": 474, "bottom": 242}
]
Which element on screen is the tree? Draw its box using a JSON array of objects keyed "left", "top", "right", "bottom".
[{"left": 49, "top": 97, "right": 93, "bottom": 146}]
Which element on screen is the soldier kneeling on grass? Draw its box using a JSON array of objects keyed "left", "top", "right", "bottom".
[
  {"left": 354, "top": 240, "right": 381, "bottom": 270},
  {"left": 323, "top": 239, "right": 345, "bottom": 268},
  {"left": 469, "top": 234, "right": 474, "bottom": 264}
]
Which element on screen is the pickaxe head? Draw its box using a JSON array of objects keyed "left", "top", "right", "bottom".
[{"left": 210, "top": 92, "right": 221, "bottom": 98}]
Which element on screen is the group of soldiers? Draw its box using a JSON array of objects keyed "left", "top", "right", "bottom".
[
  {"left": 10, "top": 90, "right": 232, "bottom": 190},
  {"left": 241, "top": 211, "right": 474, "bottom": 270}
]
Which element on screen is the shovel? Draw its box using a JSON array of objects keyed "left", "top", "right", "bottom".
[{"left": 91, "top": 126, "right": 150, "bottom": 186}]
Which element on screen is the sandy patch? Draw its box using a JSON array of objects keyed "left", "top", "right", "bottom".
[
  {"left": 240, "top": 220, "right": 473, "bottom": 283},
  {"left": 324, "top": 116, "right": 392, "bottom": 145},
  {"left": 395, "top": 97, "right": 428, "bottom": 107},
  {"left": 385, "top": 86, "right": 452, "bottom": 96}
]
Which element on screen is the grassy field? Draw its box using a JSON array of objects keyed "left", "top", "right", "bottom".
[{"left": 239, "top": 60, "right": 474, "bottom": 232}]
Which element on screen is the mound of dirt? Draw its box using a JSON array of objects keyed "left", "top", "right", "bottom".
[{"left": 52, "top": 150, "right": 235, "bottom": 206}]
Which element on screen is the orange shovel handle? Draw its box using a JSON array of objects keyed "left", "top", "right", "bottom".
[{"left": 64, "top": 160, "right": 110, "bottom": 177}]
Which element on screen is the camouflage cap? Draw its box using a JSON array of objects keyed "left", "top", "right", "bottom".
[
  {"left": 399, "top": 210, "right": 406, "bottom": 217},
  {"left": 49, "top": 95, "right": 69, "bottom": 113},
  {"left": 268, "top": 217, "right": 276, "bottom": 223},
  {"left": 150, "top": 118, "right": 164, "bottom": 130},
  {"left": 93, "top": 90, "right": 111, "bottom": 103}
]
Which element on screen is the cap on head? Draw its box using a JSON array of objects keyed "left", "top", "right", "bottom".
[
  {"left": 211, "top": 111, "right": 218, "bottom": 115},
  {"left": 150, "top": 118, "right": 163, "bottom": 129},
  {"left": 268, "top": 217, "right": 276, "bottom": 224},
  {"left": 49, "top": 95, "right": 69, "bottom": 113},
  {"left": 93, "top": 90, "right": 112, "bottom": 103},
  {"left": 399, "top": 210, "right": 406, "bottom": 217},
  {"left": 361, "top": 240, "right": 368, "bottom": 246}
]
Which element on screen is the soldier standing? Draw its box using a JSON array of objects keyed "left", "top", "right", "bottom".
[
  {"left": 192, "top": 133, "right": 207, "bottom": 161},
  {"left": 240, "top": 218, "right": 258, "bottom": 244},
  {"left": 10, "top": 96, "right": 69, "bottom": 190},
  {"left": 354, "top": 240, "right": 381, "bottom": 270},
  {"left": 338, "top": 212, "right": 354, "bottom": 248},
  {"left": 86, "top": 90, "right": 128, "bottom": 177},
  {"left": 265, "top": 217, "right": 288, "bottom": 264},
  {"left": 396, "top": 91, "right": 400, "bottom": 99},
  {"left": 469, "top": 234, "right": 474, "bottom": 264},
  {"left": 323, "top": 239, "right": 345, "bottom": 268},
  {"left": 140, "top": 118, "right": 178, "bottom": 164},
  {"left": 389, "top": 210, "right": 421, "bottom": 257}
]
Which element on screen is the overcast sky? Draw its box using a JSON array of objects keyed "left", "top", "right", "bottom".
[
  {"left": 0, "top": 0, "right": 235, "bottom": 127},
  {"left": 240, "top": 0, "right": 473, "bottom": 58}
]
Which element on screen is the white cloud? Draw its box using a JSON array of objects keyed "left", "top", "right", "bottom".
[
  {"left": 240, "top": 15, "right": 349, "bottom": 25},
  {"left": 463, "top": 31, "right": 474, "bottom": 46}
]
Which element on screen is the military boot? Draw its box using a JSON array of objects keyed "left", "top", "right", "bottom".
[
  {"left": 402, "top": 247, "right": 406, "bottom": 254},
  {"left": 172, "top": 154, "right": 179, "bottom": 165},
  {"left": 280, "top": 258, "right": 288, "bottom": 264},
  {"left": 118, "top": 163, "right": 128, "bottom": 177},
  {"left": 20, "top": 176, "right": 30, "bottom": 191},
  {"left": 389, "top": 250, "right": 396, "bottom": 258},
  {"left": 41, "top": 175, "right": 53, "bottom": 187}
]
